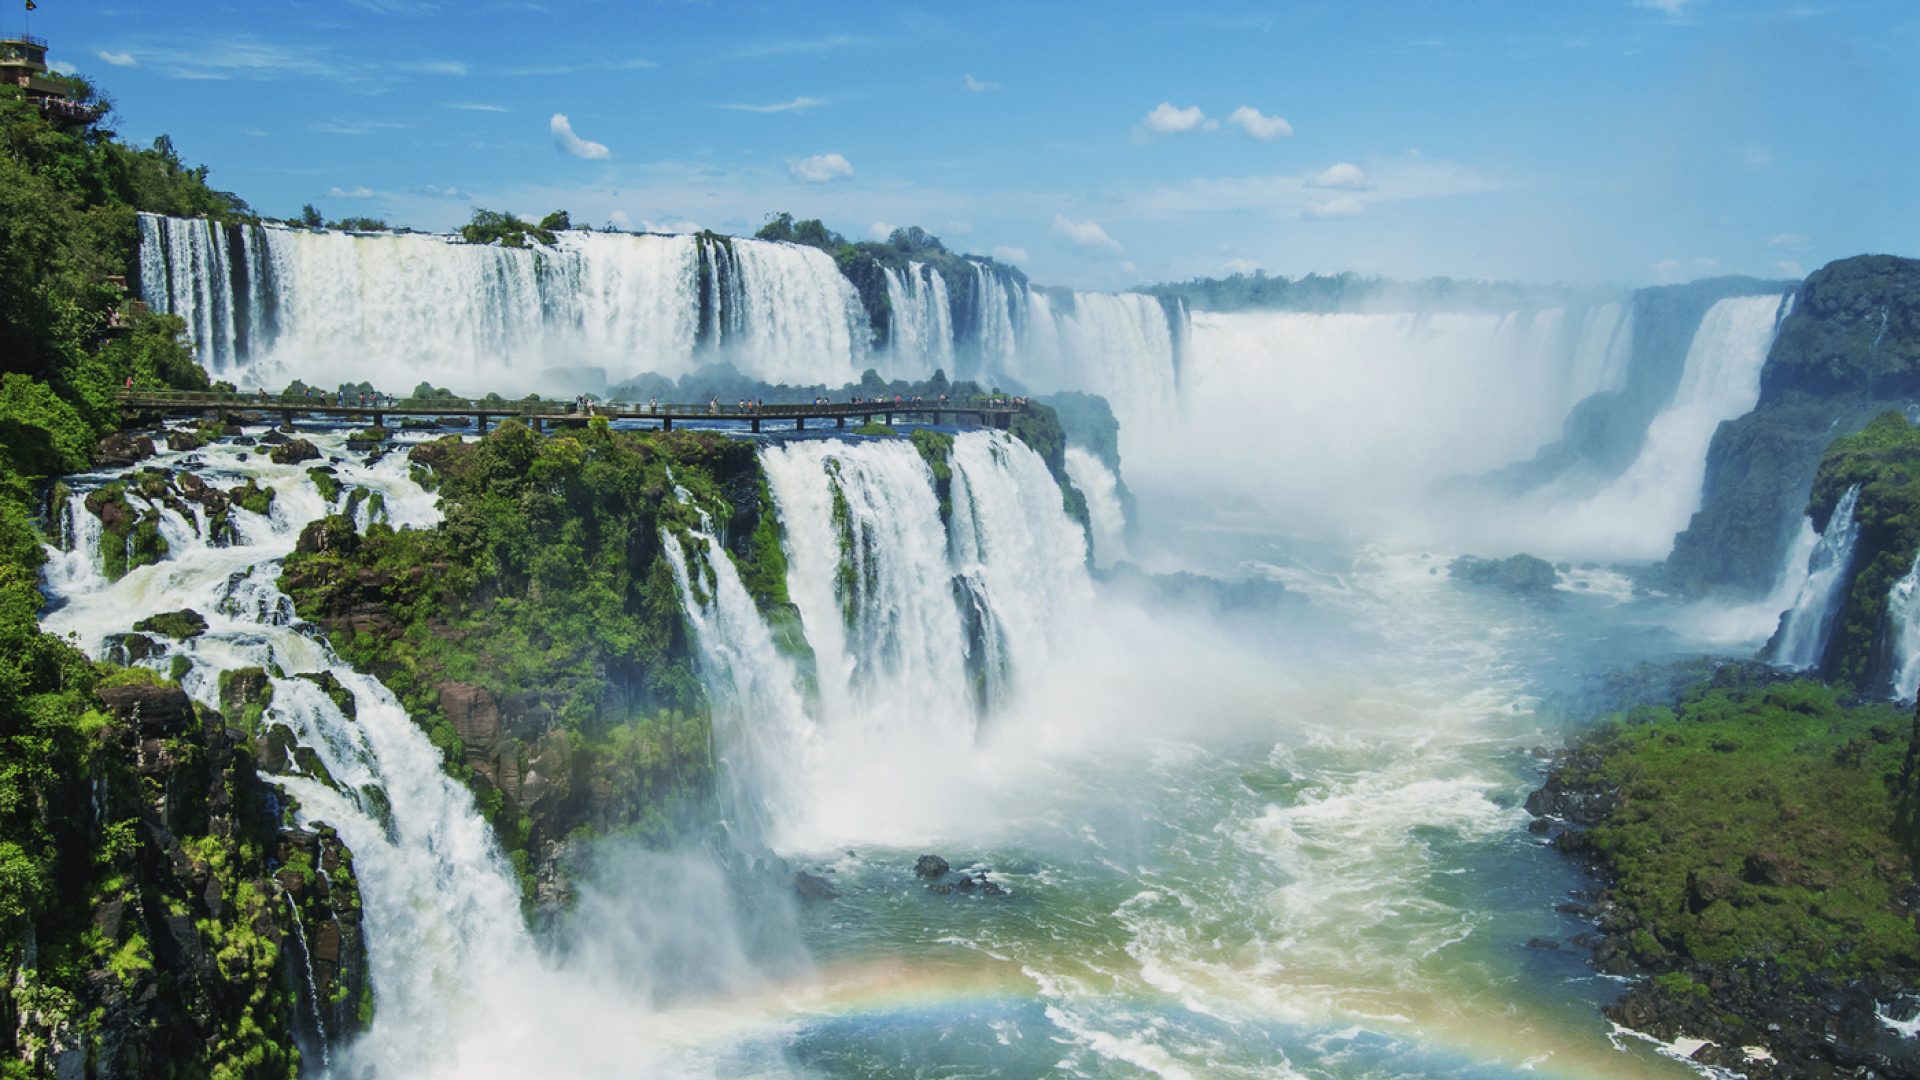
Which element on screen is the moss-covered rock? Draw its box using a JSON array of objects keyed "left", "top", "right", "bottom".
[
  {"left": 1533, "top": 679, "right": 1920, "bottom": 1076},
  {"left": 131, "top": 607, "right": 208, "bottom": 641}
]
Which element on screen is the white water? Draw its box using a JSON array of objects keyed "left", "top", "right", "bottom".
[
  {"left": 1064, "top": 447, "right": 1128, "bottom": 568},
  {"left": 1887, "top": 551, "right": 1920, "bottom": 700},
  {"left": 706, "top": 432, "right": 1095, "bottom": 846},
  {"left": 660, "top": 503, "right": 816, "bottom": 844},
  {"left": 1521, "top": 295, "right": 1785, "bottom": 560},
  {"left": 1159, "top": 305, "right": 1631, "bottom": 528},
  {"left": 37, "top": 430, "right": 781, "bottom": 1077},
  {"left": 1773, "top": 483, "right": 1863, "bottom": 671},
  {"left": 881, "top": 261, "right": 957, "bottom": 378}
]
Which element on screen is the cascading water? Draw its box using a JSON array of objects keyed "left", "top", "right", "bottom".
[
  {"left": 35, "top": 431, "right": 607, "bottom": 1077},
  {"left": 1887, "top": 552, "right": 1920, "bottom": 701},
  {"left": 1773, "top": 483, "right": 1863, "bottom": 671},
  {"left": 688, "top": 431, "right": 1096, "bottom": 846},
  {"left": 1063, "top": 447, "right": 1128, "bottom": 569},
  {"left": 660, "top": 502, "right": 817, "bottom": 844},
  {"left": 880, "top": 262, "right": 957, "bottom": 378},
  {"left": 1505, "top": 294, "right": 1786, "bottom": 560}
]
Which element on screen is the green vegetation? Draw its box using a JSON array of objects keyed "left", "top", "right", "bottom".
[
  {"left": 1794, "top": 411, "right": 1920, "bottom": 687},
  {"left": 1570, "top": 680, "right": 1919, "bottom": 979},
  {"left": 280, "top": 422, "right": 788, "bottom": 894},
  {"left": 458, "top": 207, "right": 571, "bottom": 248}
]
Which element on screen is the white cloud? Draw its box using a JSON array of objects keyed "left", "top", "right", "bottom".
[
  {"left": 1633, "top": 0, "right": 1694, "bottom": 15},
  {"left": 1304, "top": 196, "right": 1366, "bottom": 219},
  {"left": 96, "top": 50, "right": 137, "bottom": 67},
  {"left": 1139, "top": 102, "right": 1212, "bottom": 136},
  {"left": 992, "top": 245, "right": 1029, "bottom": 265},
  {"left": 1767, "top": 232, "right": 1812, "bottom": 250},
  {"left": 868, "top": 221, "right": 896, "bottom": 240},
  {"left": 550, "top": 113, "right": 611, "bottom": 159},
  {"left": 1227, "top": 105, "right": 1292, "bottom": 140},
  {"left": 1307, "top": 162, "right": 1374, "bottom": 190},
  {"left": 1223, "top": 257, "right": 1260, "bottom": 274},
  {"left": 963, "top": 73, "right": 1001, "bottom": 92},
  {"left": 715, "top": 96, "right": 824, "bottom": 113},
  {"left": 49, "top": 59, "right": 78, "bottom": 74},
  {"left": 1649, "top": 258, "right": 1687, "bottom": 283},
  {"left": 943, "top": 221, "right": 974, "bottom": 235},
  {"left": 418, "top": 184, "right": 472, "bottom": 200},
  {"left": 350, "top": 0, "right": 439, "bottom": 12},
  {"left": 788, "top": 152, "right": 854, "bottom": 183},
  {"left": 1776, "top": 260, "right": 1807, "bottom": 279},
  {"left": 327, "top": 186, "right": 376, "bottom": 199},
  {"left": 1739, "top": 144, "right": 1773, "bottom": 170},
  {"left": 447, "top": 102, "right": 507, "bottom": 112},
  {"left": 608, "top": 210, "right": 633, "bottom": 230},
  {"left": 1051, "top": 214, "right": 1123, "bottom": 253}
]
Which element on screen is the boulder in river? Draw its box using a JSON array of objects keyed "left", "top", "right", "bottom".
[
  {"left": 269, "top": 438, "right": 320, "bottom": 465},
  {"left": 914, "top": 854, "right": 950, "bottom": 879}
]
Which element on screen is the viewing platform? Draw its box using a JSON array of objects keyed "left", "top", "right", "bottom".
[{"left": 114, "top": 389, "right": 1027, "bottom": 434}]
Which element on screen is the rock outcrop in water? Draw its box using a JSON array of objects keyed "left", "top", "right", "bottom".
[{"left": 1668, "top": 255, "right": 1920, "bottom": 593}]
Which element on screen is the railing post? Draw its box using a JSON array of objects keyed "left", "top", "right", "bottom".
[
  {"left": 795, "top": 416, "right": 805, "bottom": 431},
  {"left": 477, "top": 413, "right": 489, "bottom": 434},
  {"left": 836, "top": 416, "right": 845, "bottom": 430},
  {"left": 662, "top": 416, "right": 672, "bottom": 431}
]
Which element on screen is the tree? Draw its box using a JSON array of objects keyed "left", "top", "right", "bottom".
[
  {"left": 298, "top": 203, "right": 323, "bottom": 229},
  {"left": 460, "top": 208, "right": 555, "bottom": 248},
  {"left": 537, "top": 209, "right": 572, "bottom": 233},
  {"left": 888, "top": 225, "right": 945, "bottom": 256},
  {"left": 755, "top": 211, "right": 843, "bottom": 250}
]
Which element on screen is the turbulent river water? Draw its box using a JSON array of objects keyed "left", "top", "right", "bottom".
[{"left": 39, "top": 415, "right": 1759, "bottom": 1079}]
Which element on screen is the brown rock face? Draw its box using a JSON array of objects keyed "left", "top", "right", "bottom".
[
  {"left": 269, "top": 438, "right": 320, "bottom": 465},
  {"left": 96, "top": 683, "right": 197, "bottom": 736},
  {"left": 94, "top": 431, "right": 157, "bottom": 467},
  {"left": 440, "top": 682, "right": 504, "bottom": 782}
]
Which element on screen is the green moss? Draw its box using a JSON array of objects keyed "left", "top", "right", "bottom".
[
  {"left": 307, "top": 468, "right": 341, "bottom": 504},
  {"left": 230, "top": 478, "right": 275, "bottom": 516},
  {"left": 850, "top": 421, "right": 895, "bottom": 437},
  {"left": 1576, "top": 680, "right": 1919, "bottom": 980}
]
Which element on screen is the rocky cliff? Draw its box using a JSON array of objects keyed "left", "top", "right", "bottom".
[{"left": 1668, "top": 255, "right": 1920, "bottom": 592}]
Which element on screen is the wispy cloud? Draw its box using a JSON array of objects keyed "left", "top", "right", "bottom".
[
  {"left": 1304, "top": 196, "right": 1365, "bottom": 219},
  {"left": 327, "top": 186, "right": 377, "bottom": 199},
  {"left": 395, "top": 59, "right": 469, "bottom": 76},
  {"left": 350, "top": 0, "right": 439, "bottom": 12},
  {"left": 447, "top": 102, "right": 508, "bottom": 112},
  {"left": 725, "top": 34, "right": 881, "bottom": 60},
  {"left": 1228, "top": 105, "right": 1292, "bottom": 140},
  {"left": 1223, "top": 257, "right": 1260, "bottom": 274},
  {"left": 1767, "top": 232, "right": 1812, "bottom": 250},
  {"left": 312, "top": 119, "right": 408, "bottom": 136},
  {"left": 1632, "top": 0, "right": 1694, "bottom": 16},
  {"left": 992, "top": 245, "right": 1029, "bottom": 265},
  {"left": 1307, "top": 162, "right": 1373, "bottom": 191},
  {"left": 550, "top": 113, "right": 611, "bottom": 159},
  {"left": 96, "top": 50, "right": 137, "bottom": 67},
  {"left": 417, "top": 184, "right": 472, "bottom": 200},
  {"left": 963, "top": 73, "right": 1000, "bottom": 93},
  {"left": 714, "top": 96, "right": 824, "bottom": 113},
  {"left": 788, "top": 152, "right": 854, "bottom": 183},
  {"left": 1052, "top": 214, "right": 1123, "bottom": 253}
]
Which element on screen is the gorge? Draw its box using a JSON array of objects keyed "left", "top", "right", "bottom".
[{"left": 6, "top": 42, "right": 1920, "bottom": 1080}]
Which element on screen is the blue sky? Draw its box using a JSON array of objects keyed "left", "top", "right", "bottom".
[{"left": 23, "top": 0, "right": 1920, "bottom": 290}]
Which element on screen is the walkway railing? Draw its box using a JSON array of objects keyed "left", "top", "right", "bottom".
[{"left": 114, "top": 388, "right": 1027, "bottom": 433}]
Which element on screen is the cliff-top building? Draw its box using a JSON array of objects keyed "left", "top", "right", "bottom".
[{"left": 1, "top": 33, "right": 101, "bottom": 125}]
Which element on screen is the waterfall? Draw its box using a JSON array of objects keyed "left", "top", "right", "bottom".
[
  {"left": 1510, "top": 294, "right": 1786, "bottom": 560},
  {"left": 136, "top": 215, "right": 880, "bottom": 391},
  {"left": 968, "top": 262, "right": 1022, "bottom": 374},
  {"left": 283, "top": 892, "right": 330, "bottom": 1068},
  {"left": 1774, "top": 484, "right": 1863, "bottom": 671},
  {"left": 680, "top": 431, "right": 1095, "bottom": 845},
  {"left": 723, "top": 239, "right": 869, "bottom": 386},
  {"left": 38, "top": 431, "right": 556, "bottom": 1077},
  {"left": 881, "top": 262, "right": 956, "bottom": 378},
  {"left": 1888, "top": 552, "right": 1920, "bottom": 701},
  {"left": 660, "top": 506, "right": 816, "bottom": 843},
  {"left": 1063, "top": 448, "right": 1128, "bottom": 569}
]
